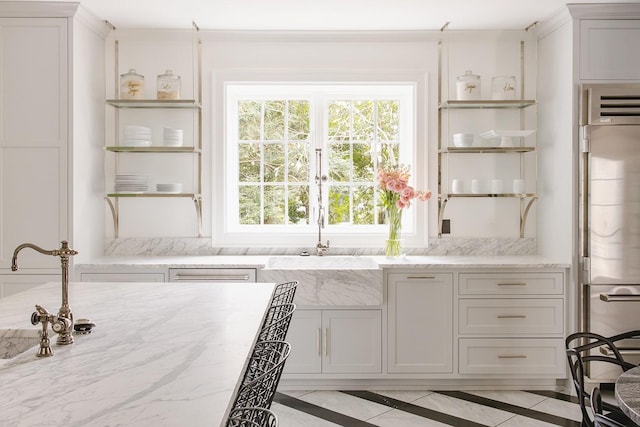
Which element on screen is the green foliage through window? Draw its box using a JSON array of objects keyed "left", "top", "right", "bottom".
[{"left": 235, "top": 93, "right": 403, "bottom": 228}]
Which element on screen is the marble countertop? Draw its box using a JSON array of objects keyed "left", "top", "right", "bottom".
[
  {"left": 76, "top": 255, "right": 569, "bottom": 269},
  {"left": 0, "top": 281, "right": 275, "bottom": 427},
  {"left": 616, "top": 365, "right": 640, "bottom": 426}
]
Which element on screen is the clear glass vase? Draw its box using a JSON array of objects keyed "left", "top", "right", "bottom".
[
  {"left": 385, "top": 238, "right": 402, "bottom": 257},
  {"left": 385, "top": 208, "right": 403, "bottom": 257}
]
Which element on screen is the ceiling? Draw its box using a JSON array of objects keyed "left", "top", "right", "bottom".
[{"left": 72, "top": 0, "right": 637, "bottom": 30}]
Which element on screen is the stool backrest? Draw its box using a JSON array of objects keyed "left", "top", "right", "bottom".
[
  {"left": 233, "top": 340, "right": 291, "bottom": 410},
  {"left": 259, "top": 303, "right": 296, "bottom": 342},
  {"left": 271, "top": 281, "right": 298, "bottom": 306}
]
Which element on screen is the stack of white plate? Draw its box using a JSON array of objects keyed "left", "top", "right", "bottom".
[
  {"left": 114, "top": 174, "right": 149, "bottom": 193},
  {"left": 156, "top": 183, "right": 183, "bottom": 193},
  {"left": 163, "top": 127, "right": 184, "bottom": 147},
  {"left": 123, "top": 125, "right": 152, "bottom": 147}
]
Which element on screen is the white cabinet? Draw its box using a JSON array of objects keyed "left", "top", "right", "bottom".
[
  {"left": 387, "top": 272, "right": 453, "bottom": 373},
  {"left": 459, "top": 338, "right": 566, "bottom": 376},
  {"left": 169, "top": 268, "right": 256, "bottom": 282},
  {"left": 457, "top": 271, "right": 566, "bottom": 377},
  {"left": 580, "top": 20, "right": 640, "bottom": 80},
  {"left": 79, "top": 272, "right": 166, "bottom": 282},
  {"left": 284, "top": 309, "right": 382, "bottom": 375},
  {"left": 0, "top": 16, "right": 69, "bottom": 271},
  {"left": 0, "top": 274, "right": 60, "bottom": 298}
]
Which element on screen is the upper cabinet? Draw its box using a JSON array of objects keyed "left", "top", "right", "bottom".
[
  {"left": 0, "top": 16, "right": 69, "bottom": 269},
  {"left": 437, "top": 30, "right": 538, "bottom": 238},
  {"left": 580, "top": 20, "right": 640, "bottom": 80},
  {"left": 104, "top": 26, "right": 203, "bottom": 238}
]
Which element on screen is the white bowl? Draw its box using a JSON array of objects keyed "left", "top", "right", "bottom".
[
  {"left": 452, "top": 133, "right": 474, "bottom": 147},
  {"left": 156, "top": 183, "right": 182, "bottom": 193}
]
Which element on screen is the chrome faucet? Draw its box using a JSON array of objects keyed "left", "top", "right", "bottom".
[
  {"left": 12, "top": 241, "right": 78, "bottom": 345},
  {"left": 29, "top": 304, "right": 71, "bottom": 357},
  {"left": 315, "top": 148, "right": 330, "bottom": 256}
]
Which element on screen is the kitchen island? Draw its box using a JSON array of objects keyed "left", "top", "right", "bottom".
[{"left": 0, "top": 281, "right": 275, "bottom": 426}]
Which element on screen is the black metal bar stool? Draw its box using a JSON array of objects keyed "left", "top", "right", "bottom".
[
  {"left": 270, "top": 281, "right": 298, "bottom": 306},
  {"left": 258, "top": 302, "right": 296, "bottom": 342},
  {"left": 231, "top": 340, "right": 291, "bottom": 411},
  {"left": 226, "top": 407, "right": 278, "bottom": 427}
]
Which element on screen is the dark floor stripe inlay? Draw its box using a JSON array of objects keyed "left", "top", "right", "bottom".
[
  {"left": 436, "top": 391, "right": 581, "bottom": 427},
  {"left": 273, "top": 392, "right": 379, "bottom": 427},
  {"left": 341, "top": 390, "right": 488, "bottom": 427}
]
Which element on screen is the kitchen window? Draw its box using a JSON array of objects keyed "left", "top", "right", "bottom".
[{"left": 222, "top": 83, "right": 419, "bottom": 247}]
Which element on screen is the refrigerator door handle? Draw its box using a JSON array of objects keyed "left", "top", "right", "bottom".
[{"left": 600, "top": 293, "right": 640, "bottom": 302}]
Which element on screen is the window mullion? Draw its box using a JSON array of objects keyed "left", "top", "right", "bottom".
[
  {"left": 260, "top": 100, "right": 265, "bottom": 225},
  {"left": 349, "top": 101, "right": 355, "bottom": 226},
  {"left": 283, "top": 100, "right": 289, "bottom": 225}
]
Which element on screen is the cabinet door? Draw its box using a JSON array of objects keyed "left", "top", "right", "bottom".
[
  {"left": 0, "top": 18, "right": 68, "bottom": 270},
  {"left": 283, "top": 310, "right": 322, "bottom": 374},
  {"left": 80, "top": 273, "right": 166, "bottom": 282},
  {"left": 0, "top": 274, "right": 59, "bottom": 298},
  {"left": 322, "top": 309, "right": 382, "bottom": 374},
  {"left": 580, "top": 20, "right": 640, "bottom": 79},
  {"left": 387, "top": 272, "right": 454, "bottom": 373}
]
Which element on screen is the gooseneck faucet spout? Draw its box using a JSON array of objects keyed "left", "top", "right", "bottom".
[{"left": 12, "top": 241, "right": 78, "bottom": 345}]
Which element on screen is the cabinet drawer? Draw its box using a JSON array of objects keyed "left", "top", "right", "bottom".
[
  {"left": 80, "top": 272, "right": 166, "bottom": 282},
  {"left": 459, "top": 299, "right": 564, "bottom": 335},
  {"left": 169, "top": 268, "right": 256, "bottom": 282},
  {"left": 459, "top": 272, "right": 563, "bottom": 295},
  {"left": 459, "top": 338, "right": 565, "bottom": 376}
]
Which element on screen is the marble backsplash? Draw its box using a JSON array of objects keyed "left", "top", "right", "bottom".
[{"left": 104, "top": 237, "right": 536, "bottom": 257}]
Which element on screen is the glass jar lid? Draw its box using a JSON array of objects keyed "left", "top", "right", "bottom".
[
  {"left": 457, "top": 70, "right": 480, "bottom": 81},
  {"left": 158, "top": 70, "right": 180, "bottom": 80},
  {"left": 121, "top": 68, "right": 144, "bottom": 79}
]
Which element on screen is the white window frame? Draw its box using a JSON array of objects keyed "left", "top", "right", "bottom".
[{"left": 215, "top": 77, "right": 428, "bottom": 249}]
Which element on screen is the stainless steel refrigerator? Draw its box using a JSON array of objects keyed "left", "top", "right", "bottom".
[{"left": 580, "top": 83, "right": 640, "bottom": 381}]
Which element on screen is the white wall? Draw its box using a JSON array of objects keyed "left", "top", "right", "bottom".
[
  {"left": 536, "top": 17, "right": 576, "bottom": 264},
  {"left": 71, "top": 7, "right": 107, "bottom": 262},
  {"left": 102, "top": 29, "right": 536, "bottom": 246}
]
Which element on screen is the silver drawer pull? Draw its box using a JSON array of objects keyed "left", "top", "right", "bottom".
[
  {"left": 498, "top": 354, "right": 527, "bottom": 359},
  {"left": 173, "top": 274, "right": 250, "bottom": 281},
  {"left": 497, "top": 314, "right": 527, "bottom": 319},
  {"left": 497, "top": 282, "right": 526, "bottom": 286},
  {"left": 600, "top": 294, "right": 640, "bottom": 302},
  {"left": 407, "top": 275, "right": 436, "bottom": 279}
]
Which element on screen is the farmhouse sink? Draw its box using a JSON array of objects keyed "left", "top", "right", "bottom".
[
  {"left": 262, "top": 256, "right": 383, "bottom": 306},
  {"left": 265, "top": 255, "right": 379, "bottom": 270},
  {"left": 0, "top": 329, "right": 40, "bottom": 359}
]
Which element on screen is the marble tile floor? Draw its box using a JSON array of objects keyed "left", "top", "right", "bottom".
[{"left": 272, "top": 389, "right": 590, "bottom": 427}]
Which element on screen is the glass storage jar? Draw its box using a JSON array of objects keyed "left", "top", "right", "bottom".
[
  {"left": 491, "top": 75, "right": 517, "bottom": 100},
  {"left": 157, "top": 70, "right": 181, "bottom": 100},
  {"left": 119, "top": 69, "right": 145, "bottom": 100},
  {"left": 456, "top": 70, "right": 481, "bottom": 100}
]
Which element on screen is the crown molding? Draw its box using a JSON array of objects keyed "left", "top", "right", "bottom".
[
  {"left": 0, "top": 1, "right": 79, "bottom": 18},
  {"left": 74, "top": 4, "right": 112, "bottom": 39},
  {"left": 537, "top": 6, "right": 574, "bottom": 40},
  {"left": 567, "top": 3, "right": 640, "bottom": 20}
]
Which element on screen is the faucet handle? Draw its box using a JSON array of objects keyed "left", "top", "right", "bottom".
[
  {"left": 30, "top": 305, "right": 55, "bottom": 357},
  {"left": 51, "top": 317, "right": 71, "bottom": 335},
  {"left": 31, "top": 304, "right": 51, "bottom": 325},
  {"left": 30, "top": 311, "right": 42, "bottom": 326}
]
